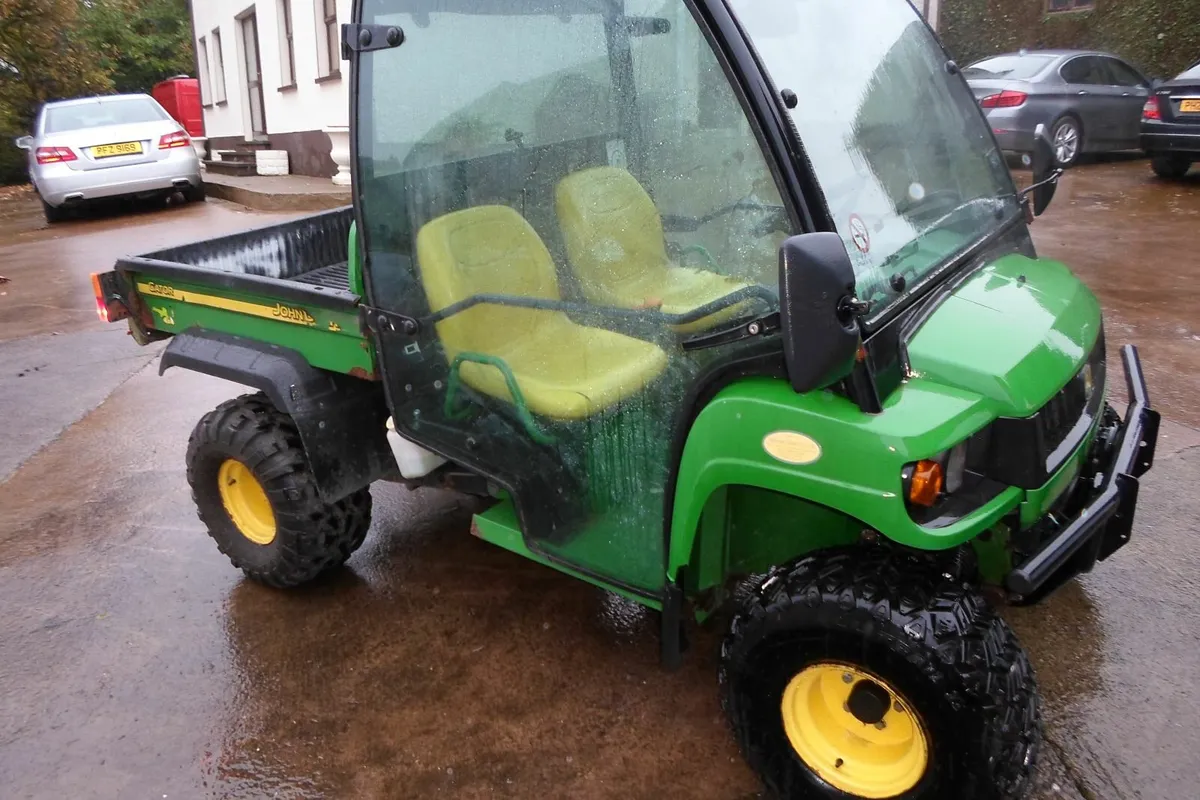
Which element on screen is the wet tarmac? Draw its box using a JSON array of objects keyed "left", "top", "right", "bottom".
[{"left": 1, "top": 161, "right": 1199, "bottom": 799}]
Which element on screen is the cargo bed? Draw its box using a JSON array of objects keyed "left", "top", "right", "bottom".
[{"left": 107, "top": 205, "right": 377, "bottom": 378}]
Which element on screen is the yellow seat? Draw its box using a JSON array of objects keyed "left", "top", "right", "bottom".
[
  {"left": 555, "top": 166, "right": 751, "bottom": 332},
  {"left": 415, "top": 205, "right": 667, "bottom": 420}
]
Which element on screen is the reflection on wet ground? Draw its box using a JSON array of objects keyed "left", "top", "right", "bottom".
[{"left": 1, "top": 159, "right": 1198, "bottom": 798}]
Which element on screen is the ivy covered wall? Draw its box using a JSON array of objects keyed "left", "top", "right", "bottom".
[{"left": 938, "top": 0, "right": 1200, "bottom": 79}]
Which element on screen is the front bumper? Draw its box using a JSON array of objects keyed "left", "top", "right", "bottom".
[
  {"left": 1006, "top": 345, "right": 1160, "bottom": 596},
  {"left": 1003, "top": 347, "right": 1161, "bottom": 597}
]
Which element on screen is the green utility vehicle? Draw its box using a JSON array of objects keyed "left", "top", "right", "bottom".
[{"left": 93, "top": 1, "right": 1159, "bottom": 797}]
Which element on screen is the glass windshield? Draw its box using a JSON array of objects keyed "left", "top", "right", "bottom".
[
  {"left": 964, "top": 54, "right": 1054, "bottom": 80},
  {"left": 728, "top": 0, "right": 1019, "bottom": 316},
  {"left": 44, "top": 97, "right": 167, "bottom": 133},
  {"left": 1178, "top": 62, "right": 1200, "bottom": 80}
]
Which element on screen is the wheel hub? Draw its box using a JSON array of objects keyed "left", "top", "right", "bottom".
[
  {"left": 217, "top": 459, "right": 277, "bottom": 545},
  {"left": 780, "top": 662, "right": 928, "bottom": 798}
]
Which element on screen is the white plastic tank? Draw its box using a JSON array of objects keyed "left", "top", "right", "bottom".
[{"left": 385, "top": 417, "right": 448, "bottom": 479}]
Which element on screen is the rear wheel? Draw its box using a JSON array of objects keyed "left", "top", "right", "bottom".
[
  {"left": 186, "top": 393, "right": 372, "bottom": 587},
  {"left": 1150, "top": 154, "right": 1192, "bottom": 179},
  {"left": 41, "top": 198, "right": 68, "bottom": 223},
  {"left": 1051, "top": 115, "right": 1082, "bottom": 168},
  {"left": 720, "top": 547, "right": 1040, "bottom": 800},
  {"left": 183, "top": 182, "right": 206, "bottom": 203}
]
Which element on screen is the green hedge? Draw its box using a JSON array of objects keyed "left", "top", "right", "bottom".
[
  {"left": 939, "top": 0, "right": 1200, "bottom": 79},
  {"left": 0, "top": 137, "right": 28, "bottom": 187}
]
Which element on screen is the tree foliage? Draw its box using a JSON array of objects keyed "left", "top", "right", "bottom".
[
  {"left": 0, "top": 0, "right": 193, "bottom": 184},
  {"left": 80, "top": 0, "right": 193, "bottom": 95}
]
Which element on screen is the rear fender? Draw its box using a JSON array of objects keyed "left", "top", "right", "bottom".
[{"left": 160, "top": 329, "right": 395, "bottom": 502}]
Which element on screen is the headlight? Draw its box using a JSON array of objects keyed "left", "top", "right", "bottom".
[{"left": 902, "top": 442, "right": 968, "bottom": 507}]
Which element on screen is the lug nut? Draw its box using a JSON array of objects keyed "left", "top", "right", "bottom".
[
  {"left": 842, "top": 673, "right": 854, "bottom": 684},
  {"left": 874, "top": 721, "right": 887, "bottom": 730}
]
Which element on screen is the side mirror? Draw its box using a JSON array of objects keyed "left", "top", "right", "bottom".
[
  {"left": 778, "top": 232, "right": 862, "bottom": 394},
  {"left": 1026, "top": 123, "right": 1061, "bottom": 216},
  {"left": 14, "top": 136, "right": 33, "bottom": 151}
]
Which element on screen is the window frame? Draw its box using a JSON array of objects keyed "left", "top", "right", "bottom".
[
  {"left": 315, "top": 0, "right": 341, "bottom": 82},
  {"left": 197, "top": 36, "right": 212, "bottom": 107},
  {"left": 1102, "top": 56, "right": 1148, "bottom": 88},
  {"left": 211, "top": 27, "right": 228, "bottom": 105},
  {"left": 279, "top": 0, "right": 297, "bottom": 89}
]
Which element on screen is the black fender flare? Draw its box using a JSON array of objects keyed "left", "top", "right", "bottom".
[{"left": 160, "top": 329, "right": 396, "bottom": 503}]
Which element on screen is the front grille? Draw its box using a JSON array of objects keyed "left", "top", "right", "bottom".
[
  {"left": 983, "top": 330, "right": 1106, "bottom": 489},
  {"left": 1037, "top": 363, "right": 1090, "bottom": 454}
]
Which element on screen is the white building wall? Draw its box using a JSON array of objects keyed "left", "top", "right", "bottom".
[{"left": 192, "top": 0, "right": 350, "bottom": 143}]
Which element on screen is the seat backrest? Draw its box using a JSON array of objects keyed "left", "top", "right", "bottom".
[
  {"left": 416, "top": 205, "right": 564, "bottom": 356},
  {"left": 555, "top": 167, "right": 671, "bottom": 305}
]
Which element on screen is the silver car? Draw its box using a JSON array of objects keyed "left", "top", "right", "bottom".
[
  {"left": 14, "top": 93, "right": 204, "bottom": 223},
  {"left": 964, "top": 49, "right": 1152, "bottom": 168}
]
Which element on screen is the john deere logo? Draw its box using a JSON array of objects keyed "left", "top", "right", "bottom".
[{"left": 273, "top": 303, "right": 316, "bottom": 326}]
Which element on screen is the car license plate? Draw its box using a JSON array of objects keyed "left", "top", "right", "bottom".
[
  {"left": 1180, "top": 99, "right": 1200, "bottom": 113},
  {"left": 91, "top": 141, "right": 143, "bottom": 158}
]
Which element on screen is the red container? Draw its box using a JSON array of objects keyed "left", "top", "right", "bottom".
[{"left": 151, "top": 76, "right": 205, "bottom": 138}]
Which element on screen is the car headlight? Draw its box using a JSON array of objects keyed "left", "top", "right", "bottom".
[{"left": 902, "top": 442, "right": 969, "bottom": 507}]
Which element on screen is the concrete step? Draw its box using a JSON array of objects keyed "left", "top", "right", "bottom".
[
  {"left": 213, "top": 150, "right": 257, "bottom": 164},
  {"left": 203, "top": 160, "right": 257, "bottom": 176}
]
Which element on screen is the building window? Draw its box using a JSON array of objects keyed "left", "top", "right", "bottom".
[
  {"left": 211, "top": 28, "right": 228, "bottom": 104},
  {"left": 279, "top": 0, "right": 296, "bottom": 87},
  {"left": 198, "top": 36, "right": 212, "bottom": 105},
  {"left": 1047, "top": 0, "right": 1094, "bottom": 11},
  {"left": 315, "top": 0, "right": 340, "bottom": 80}
]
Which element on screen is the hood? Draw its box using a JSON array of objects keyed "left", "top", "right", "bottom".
[{"left": 905, "top": 254, "right": 1101, "bottom": 417}]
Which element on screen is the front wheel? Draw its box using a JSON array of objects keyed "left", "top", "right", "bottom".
[
  {"left": 1150, "top": 154, "right": 1192, "bottom": 179},
  {"left": 720, "top": 547, "right": 1040, "bottom": 800},
  {"left": 186, "top": 393, "right": 372, "bottom": 587}
]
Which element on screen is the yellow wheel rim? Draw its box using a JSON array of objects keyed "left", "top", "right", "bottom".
[
  {"left": 217, "top": 459, "right": 276, "bottom": 545},
  {"left": 781, "top": 662, "right": 928, "bottom": 798}
]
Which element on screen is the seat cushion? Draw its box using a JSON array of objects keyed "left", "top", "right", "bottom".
[
  {"left": 459, "top": 315, "right": 668, "bottom": 419},
  {"left": 556, "top": 167, "right": 752, "bottom": 331},
  {"left": 415, "top": 205, "right": 668, "bottom": 420}
]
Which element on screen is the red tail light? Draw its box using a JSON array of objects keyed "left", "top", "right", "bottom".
[
  {"left": 35, "top": 146, "right": 77, "bottom": 164},
  {"left": 979, "top": 90, "right": 1028, "bottom": 109},
  {"left": 158, "top": 130, "right": 191, "bottom": 149},
  {"left": 1142, "top": 97, "right": 1162, "bottom": 120}
]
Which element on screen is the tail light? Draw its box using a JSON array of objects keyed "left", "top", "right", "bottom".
[
  {"left": 1142, "top": 97, "right": 1162, "bottom": 120},
  {"left": 90, "top": 272, "right": 130, "bottom": 324},
  {"left": 979, "top": 90, "right": 1028, "bottom": 109},
  {"left": 158, "top": 130, "right": 191, "bottom": 149},
  {"left": 35, "top": 146, "right": 77, "bottom": 164}
]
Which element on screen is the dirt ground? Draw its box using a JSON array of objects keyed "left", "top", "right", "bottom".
[{"left": 1, "top": 160, "right": 1198, "bottom": 799}]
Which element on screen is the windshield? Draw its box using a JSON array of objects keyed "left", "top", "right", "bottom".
[
  {"left": 1178, "top": 62, "right": 1200, "bottom": 80},
  {"left": 43, "top": 97, "right": 167, "bottom": 134},
  {"left": 728, "top": 0, "right": 1019, "bottom": 316},
  {"left": 964, "top": 54, "right": 1054, "bottom": 80}
]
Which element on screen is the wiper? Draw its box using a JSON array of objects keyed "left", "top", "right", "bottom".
[{"left": 874, "top": 196, "right": 1011, "bottom": 293}]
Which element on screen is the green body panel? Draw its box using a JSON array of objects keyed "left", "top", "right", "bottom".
[
  {"left": 906, "top": 254, "right": 1101, "bottom": 416},
  {"left": 668, "top": 254, "right": 1104, "bottom": 588},
  {"left": 132, "top": 274, "right": 375, "bottom": 377},
  {"left": 472, "top": 500, "right": 663, "bottom": 609},
  {"left": 687, "top": 486, "right": 862, "bottom": 592}
]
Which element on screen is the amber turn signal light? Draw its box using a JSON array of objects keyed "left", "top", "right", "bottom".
[{"left": 908, "top": 459, "right": 944, "bottom": 507}]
